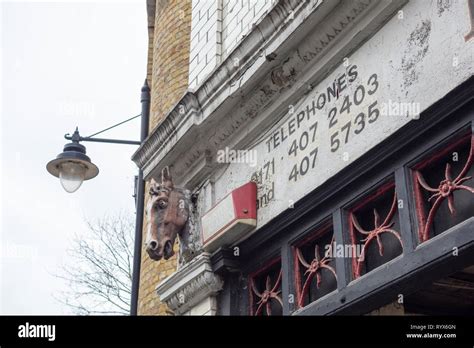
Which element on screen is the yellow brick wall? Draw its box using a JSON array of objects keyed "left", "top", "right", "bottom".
[
  {"left": 138, "top": 0, "right": 192, "bottom": 316},
  {"left": 149, "top": 0, "right": 192, "bottom": 130}
]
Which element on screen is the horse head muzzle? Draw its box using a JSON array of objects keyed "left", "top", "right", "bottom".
[{"left": 145, "top": 239, "right": 174, "bottom": 261}]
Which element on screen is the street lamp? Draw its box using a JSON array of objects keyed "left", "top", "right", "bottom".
[
  {"left": 46, "top": 128, "right": 99, "bottom": 193},
  {"left": 46, "top": 80, "right": 150, "bottom": 316}
]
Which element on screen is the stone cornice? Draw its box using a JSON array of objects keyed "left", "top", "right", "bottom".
[
  {"left": 132, "top": 0, "right": 407, "bottom": 187},
  {"left": 132, "top": 0, "right": 318, "bottom": 180},
  {"left": 133, "top": 91, "right": 202, "bottom": 174},
  {"left": 155, "top": 253, "right": 223, "bottom": 315}
]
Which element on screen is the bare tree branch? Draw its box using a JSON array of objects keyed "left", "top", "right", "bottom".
[{"left": 54, "top": 211, "right": 134, "bottom": 315}]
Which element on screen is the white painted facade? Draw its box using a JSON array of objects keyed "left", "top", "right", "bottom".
[
  {"left": 189, "top": 0, "right": 273, "bottom": 89},
  {"left": 212, "top": 0, "right": 474, "bottom": 230}
]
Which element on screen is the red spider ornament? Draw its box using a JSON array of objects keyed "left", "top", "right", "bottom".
[
  {"left": 416, "top": 136, "right": 474, "bottom": 242},
  {"left": 296, "top": 240, "right": 337, "bottom": 308},
  {"left": 251, "top": 270, "right": 283, "bottom": 315},
  {"left": 351, "top": 192, "right": 403, "bottom": 278}
]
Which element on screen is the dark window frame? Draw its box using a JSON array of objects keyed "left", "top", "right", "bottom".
[
  {"left": 409, "top": 130, "right": 473, "bottom": 243},
  {"left": 291, "top": 218, "right": 336, "bottom": 309},
  {"left": 345, "top": 178, "right": 403, "bottom": 280},
  {"left": 248, "top": 257, "right": 282, "bottom": 316},
  {"left": 215, "top": 76, "right": 474, "bottom": 316}
]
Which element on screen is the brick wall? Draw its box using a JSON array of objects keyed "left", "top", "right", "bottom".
[
  {"left": 188, "top": 0, "right": 272, "bottom": 89},
  {"left": 221, "top": 0, "right": 272, "bottom": 56},
  {"left": 138, "top": 0, "right": 192, "bottom": 316},
  {"left": 189, "top": 0, "right": 221, "bottom": 88},
  {"left": 148, "top": 0, "right": 192, "bottom": 130}
]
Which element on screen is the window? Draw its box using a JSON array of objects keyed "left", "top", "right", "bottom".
[
  {"left": 249, "top": 259, "right": 282, "bottom": 316},
  {"left": 412, "top": 131, "right": 474, "bottom": 243},
  {"left": 293, "top": 221, "right": 337, "bottom": 308},
  {"left": 347, "top": 181, "right": 403, "bottom": 279}
]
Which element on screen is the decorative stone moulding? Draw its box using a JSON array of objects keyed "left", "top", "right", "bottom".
[
  {"left": 156, "top": 253, "right": 223, "bottom": 315},
  {"left": 132, "top": 0, "right": 407, "bottom": 188}
]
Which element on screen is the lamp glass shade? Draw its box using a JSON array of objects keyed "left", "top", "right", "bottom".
[{"left": 59, "top": 161, "right": 86, "bottom": 193}]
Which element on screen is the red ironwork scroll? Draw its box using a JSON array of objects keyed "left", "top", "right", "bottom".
[
  {"left": 349, "top": 189, "right": 403, "bottom": 278},
  {"left": 415, "top": 134, "right": 474, "bottom": 242},
  {"left": 295, "top": 239, "right": 337, "bottom": 308},
  {"left": 250, "top": 269, "right": 283, "bottom": 316}
]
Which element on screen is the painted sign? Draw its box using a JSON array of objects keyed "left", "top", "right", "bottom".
[
  {"left": 250, "top": 64, "right": 386, "bottom": 217},
  {"left": 213, "top": 0, "right": 474, "bottom": 233}
]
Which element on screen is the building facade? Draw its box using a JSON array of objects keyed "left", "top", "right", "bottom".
[
  {"left": 135, "top": 0, "right": 474, "bottom": 315},
  {"left": 137, "top": 0, "right": 192, "bottom": 315}
]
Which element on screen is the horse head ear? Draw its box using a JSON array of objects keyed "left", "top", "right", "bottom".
[
  {"left": 161, "top": 166, "right": 174, "bottom": 189},
  {"left": 149, "top": 178, "right": 159, "bottom": 195}
]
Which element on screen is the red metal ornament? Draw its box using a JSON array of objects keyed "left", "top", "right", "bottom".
[
  {"left": 416, "top": 135, "right": 474, "bottom": 242},
  {"left": 250, "top": 270, "right": 283, "bottom": 316},
  {"left": 350, "top": 192, "right": 403, "bottom": 278},
  {"left": 295, "top": 238, "right": 337, "bottom": 308}
]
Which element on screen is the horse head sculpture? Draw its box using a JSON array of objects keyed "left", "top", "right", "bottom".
[{"left": 145, "top": 166, "right": 198, "bottom": 263}]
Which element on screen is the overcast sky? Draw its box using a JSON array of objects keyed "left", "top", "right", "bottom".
[{"left": 1, "top": 0, "right": 147, "bottom": 314}]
